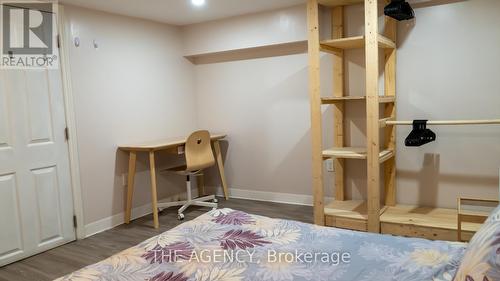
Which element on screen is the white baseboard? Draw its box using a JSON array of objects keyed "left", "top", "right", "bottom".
[
  {"left": 84, "top": 188, "right": 329, "bottom": 238},
  {"left": 84, "top": 203, "right": 153, "bottom": 238},
  {"left": 215, "top": 186, "right": 333, "bottom": 206},
  {"left": 84, "top": 191, "right": 194, "bottom": 238}
]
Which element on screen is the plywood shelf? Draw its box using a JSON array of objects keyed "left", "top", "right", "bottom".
[
  {"left": 184, "top": 40, "right": 307, "bottom": 65},
  {"left": 321, "top": 96, "right": 365, "bottom": 104},
  {"left": 325, "top": 200, "right": 387, "bottom": 231},
  {"left": 325, "top": 200, "right": 369, "bottom": 220},
  {"left": 379, "top": 96, "right": 396, "bottom": 103},
  {"left": 322, "top": 147, "right": 394, "bottom": 162},
  {"left": 325, "top": 200, "right": 387, "bottom": 219},
  {"left": 382, "top": 205, "right": 463, "bottom": 230},
  {"left": 380, "top": 205, "right": 483, "bottom": 241},
  {"left": 321, "top": 96, "right": 395, "bottom": 105},
  {"left": 323, "top": 147, "right": 367, "bottom": 159},
  {"left": 319, "top": 0, "right": 363, "bottom": 7},
  {"left": 326, "top": 202, "right": 485, "bottom": 241},
  {"left": 457, "top": 197, "right": 498, "bottom": 241},
  {"left": 320, "top": 35, "right": 395, "bottom": 52}
]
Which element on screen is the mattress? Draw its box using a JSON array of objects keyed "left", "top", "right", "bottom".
[{"left": 56, "top": 208, "right": 467, "bottom": 281}]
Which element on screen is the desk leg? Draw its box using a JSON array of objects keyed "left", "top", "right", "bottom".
[
  {"left": 125, "top": 151, "right": 137, "bottom": 224},
  {"left": 213, "top": 140, "right": 229, "bottom": 200},
  {"left": 149, "top": 151, "right": 160, "bottom": 229}
]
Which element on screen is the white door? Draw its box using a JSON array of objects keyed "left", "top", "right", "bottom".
[{"left": 0, "top": 65, "right": 76, "bottom": 265}]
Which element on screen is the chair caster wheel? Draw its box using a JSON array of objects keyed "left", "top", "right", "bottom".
[
  {"left": 177, "top": 213, "right": 185, "bottom": 220},
  {"left": 213, "top": 198, "right": 218, "bottom": 203}
]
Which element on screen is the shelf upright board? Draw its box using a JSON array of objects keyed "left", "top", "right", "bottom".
[
  {"left": 383, "top": 7, "right": 397, "bottom": 206},
  {"left": 307, "top": 0, "right": 325, "bottom": 225},
  {"left": 332, "top": 6, "right": 345, "bottom": 201},
  {"left": 364, "top": 0, "right": 381, "bottom": 233}
]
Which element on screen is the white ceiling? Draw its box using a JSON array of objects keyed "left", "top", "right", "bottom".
[{"left": 60, "top": 0, "right": 306, "bottom": 26}]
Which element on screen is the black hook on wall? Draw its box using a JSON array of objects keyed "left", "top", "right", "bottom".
[{"left": 384, "top": 0, "right": 415, "bottom": 21}]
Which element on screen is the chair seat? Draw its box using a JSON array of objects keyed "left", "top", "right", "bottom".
[{"left": 163, "top": 165, "right": 202, "bottom": 176}]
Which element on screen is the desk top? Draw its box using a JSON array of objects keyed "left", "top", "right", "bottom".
[{"left": 119, "top": 133, "right": 226, "bottom": 152}]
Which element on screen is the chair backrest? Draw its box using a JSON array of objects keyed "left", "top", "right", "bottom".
[{"left": 185, "top": 130, "right": 216, "bottom": 172}]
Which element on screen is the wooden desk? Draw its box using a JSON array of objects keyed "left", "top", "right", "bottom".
[{"left": 119, "top": 133, "right": 229, "bottom": 228}]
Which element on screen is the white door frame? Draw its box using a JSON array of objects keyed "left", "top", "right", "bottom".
[{"left": 57, "top": 4, "right": 85, "bottom": 239}]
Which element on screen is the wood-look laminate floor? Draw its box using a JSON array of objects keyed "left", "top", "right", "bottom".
[{"left": 0, "top": 198, "right": 312, "bottom": 281}]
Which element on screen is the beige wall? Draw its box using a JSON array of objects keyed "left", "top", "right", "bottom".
[
  {"left": 67, "top": 0, "right": 500, "bottom": 229},
  {"left": 186, "top": 0, "right": 500, "bottom": 208},
  {"left": 184, "top": 4, "right": 333, "bottom": 200},
  {"left": 63, "top": 5, "right": 198, "bottom": 225},
  {"left": 182, "top": 5, "right": 307, "bottom": 56},
  {"left": 392, "top": 0, "right": 500, "bottom": 206}
]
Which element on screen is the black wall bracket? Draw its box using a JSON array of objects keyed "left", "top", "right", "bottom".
[{"left": 384, "top": 0, "right": 415, "bottom": 21}]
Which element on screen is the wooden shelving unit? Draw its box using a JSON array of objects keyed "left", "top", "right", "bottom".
[
  {"left": 307, "top": 0, "right": 484, "bottom": 241},
  {"left": 307, "top": 0, "right": 397, "bottom": 233}
]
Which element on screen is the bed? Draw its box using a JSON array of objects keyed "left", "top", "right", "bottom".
[{"left": 56, "top": 207, "right": 500, "bottom": 281}]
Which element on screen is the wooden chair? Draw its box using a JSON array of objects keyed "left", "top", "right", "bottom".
[{"left": 159, "top": 130, "right": 218, "bottom": 220}]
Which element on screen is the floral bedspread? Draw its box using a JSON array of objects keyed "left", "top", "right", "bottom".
[{"left": 56, "top": 208, "right": 467, "bottom": 281}]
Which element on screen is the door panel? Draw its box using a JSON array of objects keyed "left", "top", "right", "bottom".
[
  {"left": 32, "top": 166, "right": 64, "bottom": 246},
  {"left": 0, "top": 53, "right": 75, "bottom": 266},
  {"left": 0, "top": 76, "right": 13, "bottom": 172},
  {"left": 0, "top": 80, "right": 9, "bottom": 148},
  {"left": 0, "top": 174, "right": 23, "bottom": 260},
  {"left": 25, "top": 71, "right": 54, "bottom": 144}
]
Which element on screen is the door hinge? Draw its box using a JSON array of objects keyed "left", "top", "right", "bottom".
[
  {"left": 65, "top": 127, "right": 69, "bottom": 141},
  {"left": 57, "top": 34, "right": 61, "bottom": 49},
  {"left": 73, "top": 215, "right": 78, "bottom": 228}
]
